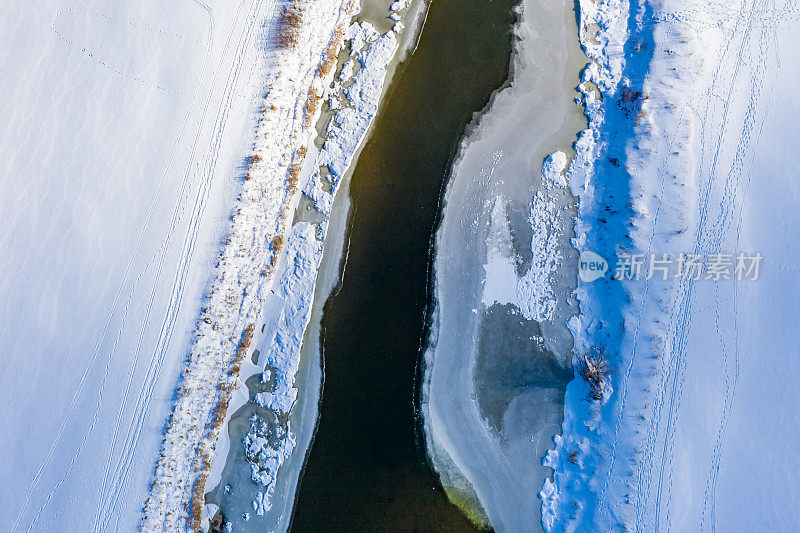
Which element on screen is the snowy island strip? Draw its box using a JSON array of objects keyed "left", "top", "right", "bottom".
[
  {"left": 140, "top": 0, "right": 359, "bottom": 530},
  {"left": 540, "top": 0, "right": 705, "bottom": 529}
]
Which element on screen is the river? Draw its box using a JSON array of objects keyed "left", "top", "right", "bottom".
[{"left": 291, "top": 0, "right": 520, "bottom": 529}]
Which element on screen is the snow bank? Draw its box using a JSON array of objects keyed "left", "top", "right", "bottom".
[
  {"left": 305, "top": 24, "right": 399, "bottom": 210},
  {"left": 241, "top": 222, "right": 320, "bottom": 517},
  {"left": 141, "top": 1, "right": 361, "bottom": 530},
  {"left": 542, "top": 0, "right": 800, "bottom": 530},
  {"left": 539, "top": 0, "right": 667, "bottom": 525}
]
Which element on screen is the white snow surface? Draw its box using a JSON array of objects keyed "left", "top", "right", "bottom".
[
  {"left": 0, "top": 1, "right": 282, "bottom": 531},
  {"left": 482, "top": 152, "right": 569, "bottom": 323},
  {"left": 482, "top": 195, "right": 519, "bottom": 308},
  {"left": 542, "top": 0, "right": 800, "bottom": 530}
]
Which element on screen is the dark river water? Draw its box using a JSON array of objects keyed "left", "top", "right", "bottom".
[{"left": 290, "top": 0, "right": 519, "bottom": 530}]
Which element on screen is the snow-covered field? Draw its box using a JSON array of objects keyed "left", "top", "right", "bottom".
[
  {"left": 1, "top": 1, "right": 280, "bottom": 530},
  {"left": 543, "top": 0, "right": 800, "bottom": 530}
]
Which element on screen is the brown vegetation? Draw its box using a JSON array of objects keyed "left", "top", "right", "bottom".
[
  {"left": 319, "top": 25, "right": 344, "bottom": 77},
  {"left": 578, "top": 350, "right": 613, "bottom": 400},
  {"left": 287, "top": 145, "right": 307, "bottom": 194},
  {"left": 617, "top": 85, "right": 650, "bottom": 123},
  {"left": 275, "top": 2, "right": 304, "bottom": 49},
  {"left": 304, "top": 88, "right": 322, "bottom": 128},
  {"left": 568, "top": 451, "right": 579, "bottom": 464},
  {"left": 189, "top": 452, "right": 211, "bottom": 531},
  {"left": 271, "top": 234, "right": 284, "bottom": 254}
]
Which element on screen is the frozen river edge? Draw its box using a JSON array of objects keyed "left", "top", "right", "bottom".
[{"left": 420, "top": 0, "right": 587, "bottom": 530}]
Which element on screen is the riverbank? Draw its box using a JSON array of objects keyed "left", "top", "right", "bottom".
[
  {"left": 420, "top": 0, "right": 587, "bottom": 529},
  {"left": 142, "top": 1, "right": 363, "bottom": 529},
  {"left": 542, "top": 0, "right": 800, "bottom": 529},
  {"left": 199, "top": 1, "right": 426, "bottom": 531}
]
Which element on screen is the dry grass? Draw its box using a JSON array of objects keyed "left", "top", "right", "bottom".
[
  {"left": 303, "top": 88, "right": 322, "bottom": 128},
  {"left": 271, "top": 234, "right": 284, "bottom": 254},
  {"left": 275, "top": 2, "right": 304, "bottom": 49},
  {"left": 289, "top": 159, "right": 303, "bottom": 182},
  {"left": 617, "top": 85, "right": 650, "bottom": 123},
  {"left": 229, "top": 323, "right": 254, "bottom": 376},
  {"left": 287, "top": 145, "right": 307, "bottom": 194},
  {"left": 188, "top": 453, "right": 211, "bottom": 531},
  {"left": 287, "top": 170, "right": 300, "bottom": 195},
  {"left": 578, "top": 350, "right": 613, "bottom": 400},
  {"left": 319, "top": 26, "right": 344, "bottom": 77},
  {"left": 243, "top": 138, "right": 264, "bottom": 183},
  {"left": 568, "top": 451, "right": 579, "bottom": 464},
  {"left": 188, "top": 324, "right": 255, "bottom": 530}
]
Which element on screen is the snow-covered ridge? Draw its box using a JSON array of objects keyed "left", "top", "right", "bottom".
[
  {"left": 539, "top": 0, "right": 639, "bottom": 526},
  {"left": 141, "top": 1, "right": 359, "bottom": 530},
  {"left": 538, "top": 0, "right": 658, "bottom": 525},
  {"left": 540, "top": 0, "right": 729, "bottom": 529}
]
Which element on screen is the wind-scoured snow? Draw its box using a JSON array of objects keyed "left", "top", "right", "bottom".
[
  {"left": 542, "top": 0, "right": 800, "bottom": 530},
  {"left": 0, "top": 2, "right": 283, "bottom": 531}
]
